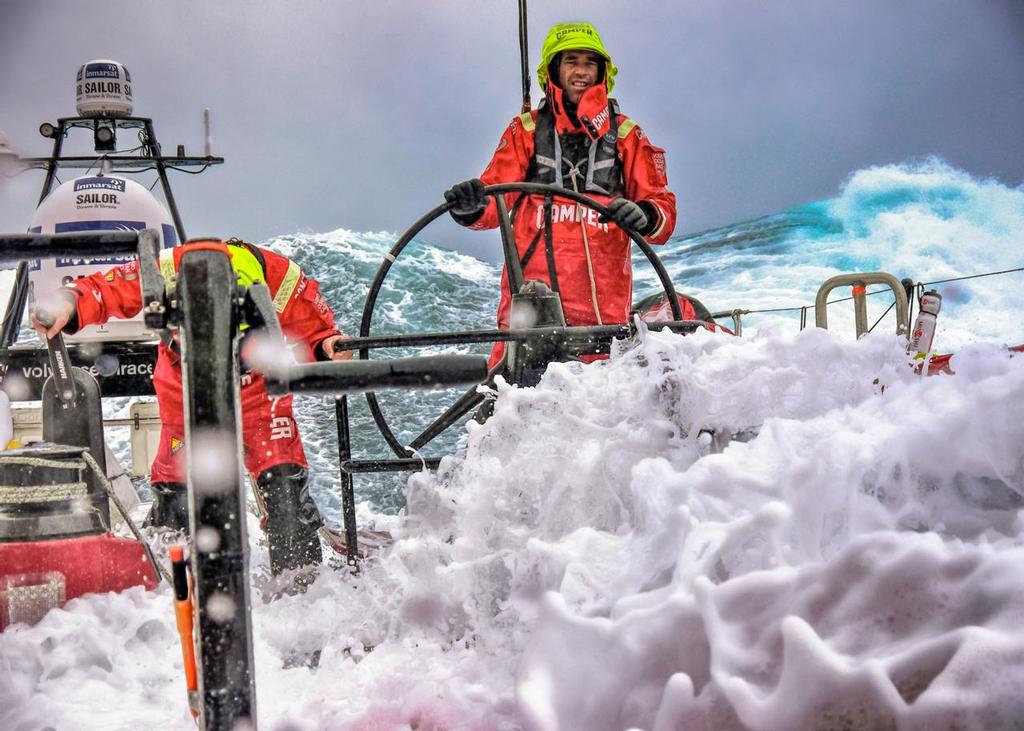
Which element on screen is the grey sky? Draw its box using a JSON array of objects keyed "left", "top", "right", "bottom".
[{"left": 1, "top": 1, "right": 1022, "bottom": 263}]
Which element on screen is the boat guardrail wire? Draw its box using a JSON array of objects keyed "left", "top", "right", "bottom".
[{"left": 709, "top": 264, "right": 1024, "bottom": 337}]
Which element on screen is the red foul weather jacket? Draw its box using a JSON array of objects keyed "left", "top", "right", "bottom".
[
  {"left": 62, "top": 243, "right": 342, "bottom": 481},
  {"left": 467, "top": 82, "right": 677, "bottom": 367}
]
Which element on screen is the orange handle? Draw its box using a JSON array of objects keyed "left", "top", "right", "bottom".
[
  {"left": 174, "top": 597, "right": 198, "bottom": 694},
  {"left": 170, "top": 545, "right": 199, "bottom": 718}
]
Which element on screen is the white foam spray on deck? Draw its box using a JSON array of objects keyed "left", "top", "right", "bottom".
[{"left": 3, "top": 324, "right": 1021, "bottom": 730}]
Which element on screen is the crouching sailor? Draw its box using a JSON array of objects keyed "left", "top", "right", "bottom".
[{"left": 31, "top": 237, "right": 353, "bottom": 576}]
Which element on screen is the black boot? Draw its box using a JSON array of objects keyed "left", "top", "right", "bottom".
[
  {"left": 143, "top": 482, "right": 190, "bottom": 533},
  {"left": 256, "top": 464, "right": 324, "bottom": 575}
]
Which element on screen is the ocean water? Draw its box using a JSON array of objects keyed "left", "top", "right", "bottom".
[{"left": 1, "top": 160, "right": 1023, "bottom": 730}]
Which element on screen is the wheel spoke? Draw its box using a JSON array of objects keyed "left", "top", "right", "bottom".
[{"left": 408, "top": 364, "right": 505, "bottom": 452}]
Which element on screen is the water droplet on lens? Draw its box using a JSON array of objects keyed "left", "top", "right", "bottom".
[{"left": 95, "top": 353, "right": 119, "bottom": 376}]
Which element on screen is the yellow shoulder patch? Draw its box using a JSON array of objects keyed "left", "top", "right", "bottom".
[{"left": 617, "top": 119, "right": 637, "bottom": 138}]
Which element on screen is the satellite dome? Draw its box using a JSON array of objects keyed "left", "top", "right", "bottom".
[
  {"left": 28, "top": 175, "right": 176, "bottom": 341},
  {"left": 76, "top": 60, "right": 133, "bottom": 117}
]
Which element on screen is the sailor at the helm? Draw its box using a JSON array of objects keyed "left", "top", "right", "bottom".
[{"left": 444, "top": 21, "right": 678, "bottom": 368}]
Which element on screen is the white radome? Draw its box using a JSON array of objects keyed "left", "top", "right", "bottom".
[
  {"left": 75, "top": 59, "right": 133, "bottom": 117},
  {"left": 28, "top": 175, "right": 176, "bottom": 342}
]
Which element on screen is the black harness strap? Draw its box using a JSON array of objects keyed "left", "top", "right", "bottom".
[
  {"left": 519, "top": 228, "right": 544, "bottom": 271},
  {"left": 514, "top": 98, "right": 628, "bottom": 296},
  {"left": 528, "top": 98, "right": 624, "bottom": 195}
]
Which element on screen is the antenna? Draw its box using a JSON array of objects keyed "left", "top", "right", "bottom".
[
  {"left": 204, "top": 108, "right": 212, "bottom": 157},
  {"left": 518, "top": 0, "right": 531, "bottom": 113}
]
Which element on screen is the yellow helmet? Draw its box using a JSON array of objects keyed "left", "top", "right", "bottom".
[{"left": 537, "top": 22, "right": 618, "bottom": 93}]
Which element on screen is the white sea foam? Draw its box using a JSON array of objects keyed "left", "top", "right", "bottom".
[
  {"left": 2, "top": 324, "right": 1021, "bottom": 730},
  {"left": 828, "top": 160, "right": 1024, "bottom": 347}
]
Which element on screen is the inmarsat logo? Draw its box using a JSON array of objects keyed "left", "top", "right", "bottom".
[
  {"left": 74, "top": 178, "right": 126, "bottom": 193},
  {"left": 84, "top": 63, "right": 120, "bottom": 79}
]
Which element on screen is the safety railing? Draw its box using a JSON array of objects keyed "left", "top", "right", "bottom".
[{"left": 814, "top": 272, "right": 908, "bottom": 337}]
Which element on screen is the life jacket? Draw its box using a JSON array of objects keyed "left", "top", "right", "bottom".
[
  {"left": 159, "top": 239, "right": 301, "bottom": 311},
  {"left": 159, "top": 239, "right": 265, "bottom": 291},
  {"left": 522, "top": 98, "right": 628, "bottom": 197},
  {"left": 157, "top": 238, "right": 301, "bottom": 351}
]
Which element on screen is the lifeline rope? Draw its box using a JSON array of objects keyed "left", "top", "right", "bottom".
[
  {"left": 0, "top": 483, "right": 88, "bottom": 503},
  {"left": 0, "top": 454, "right": 88, "bottom": 503},
  {"left": 867, "top": 299, "right": 897, "bottom": 334},
  {"left": 921, "top": 266, "right": 1024, "bottom": 286}
]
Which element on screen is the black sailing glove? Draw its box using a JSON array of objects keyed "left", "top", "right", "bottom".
[
  {"left": 601, "top": 198, "right": 649, "bottom": 233},
  {"left": 444, "top": 178, "right": 487, "bottom": 225}
]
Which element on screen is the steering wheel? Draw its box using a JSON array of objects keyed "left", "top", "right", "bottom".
[{"left": 355, "top": 182, "right": 683, "bottom": 459}]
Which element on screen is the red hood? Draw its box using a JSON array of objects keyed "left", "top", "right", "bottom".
[{"left": 545, "top": 81, "right": 612, "bottom": 142}]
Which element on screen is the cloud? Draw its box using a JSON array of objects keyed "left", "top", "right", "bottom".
[{"left": 1, "top": 1, "right": 1022, "bottom": 262}]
